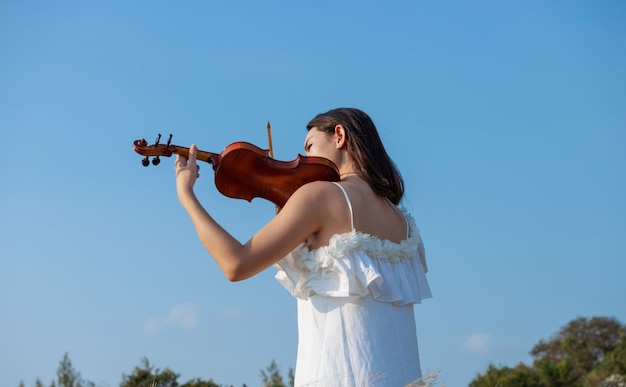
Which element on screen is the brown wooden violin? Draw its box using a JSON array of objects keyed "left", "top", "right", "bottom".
[{"left": 133, "top": 134, "right": 340, "bottom": 208}]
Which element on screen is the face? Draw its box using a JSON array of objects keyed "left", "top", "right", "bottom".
[{"left": 303, "top": 127, "right": 338, "bottom": 162}]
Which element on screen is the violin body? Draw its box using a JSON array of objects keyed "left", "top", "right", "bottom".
[
  {"left": 133, "top": 136, "right": 340, "bottom": 208},
  {"left": 213, "top": 142, "right": 340, "bottom": 207}
]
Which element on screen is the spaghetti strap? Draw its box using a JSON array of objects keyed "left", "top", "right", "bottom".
[
  {"left": 331, "top": 182, "right": 354, "bottom": 231},
  {"left": 405, "top": 214, "right": 410, "bottom": 239},
  {"left": 388, "top": 198, "right": 410, "bottom": 240}
]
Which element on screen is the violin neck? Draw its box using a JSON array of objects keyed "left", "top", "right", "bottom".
[{"left": 172, "top": 145, "right": 219, "bottom": 165}]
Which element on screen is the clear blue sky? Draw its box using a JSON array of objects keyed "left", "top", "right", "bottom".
[{"left": 1, "top": 1, "right": 624, "bottom": 386}]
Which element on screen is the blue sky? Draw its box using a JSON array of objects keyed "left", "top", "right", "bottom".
[{"left": 1, "top": 1, "right": 624, "bottom": 386}]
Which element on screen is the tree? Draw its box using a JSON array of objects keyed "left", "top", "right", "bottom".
[
  {"left": 57, "top": 353, "right": 94, "bottom": 387},
  {"left": 119, "top": 357, "right": 244, "bottom": 387},
  {"left": 120, "top": 357, "right": 179, "bottom": 387},
  {"left": 585, "top": 334, "right": 626, "bottom": 386},
  {"left": 180, "top": 378, "right": 220, "bottom": 387},
  {"left": 260, "top": 360, "right": 292, "bottom": 387},
  {"left": 470, "top": 363, "right": 539, "bottom": 387},
  {"left": 470, "top": 316, "right": 626, "bottom": 386},
  {"left": 531, "top": 316, "right": 625, "bottom": 382},
  {"left": 19, "top": 353, "right": 237, "bottom": 387}
]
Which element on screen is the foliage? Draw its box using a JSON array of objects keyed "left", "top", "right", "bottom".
[
  {"left": 179, "top": 378, "right": 221, "bottom": 387},
  {"left": 260, "top": 360, "right": 293, "bottom": 387},
  {"left": 57, "top": 353, "right": 94, "bottom": 387},
  {"left": 18, "top": 354, "right": 288, "bottom": 387},
  {"left": 118, "top": 357, "right": 224, "bottom": 387},
  {"left": 120, "top": 357, "right": 180, "bottom": 387},
  {"left": 469, "top": 363, "right": 540, "bottom": 387},
  {"left": 470, "top": 316, "right": 626, "bottom": 387}
]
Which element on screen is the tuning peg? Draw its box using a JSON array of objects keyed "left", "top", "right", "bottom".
[
  {"left": 152, "top": 156, "right": 161, "bottom": 166},
  {"left": 166, "top": 134, "right": 173, "bottom": 146},
  {"left": 142, "top": 156, "right": 150, "bottom": 167}
]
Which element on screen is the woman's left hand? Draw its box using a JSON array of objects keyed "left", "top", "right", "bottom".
[{"left": 175, "top": 144, "right": 201, "bottom": 197}]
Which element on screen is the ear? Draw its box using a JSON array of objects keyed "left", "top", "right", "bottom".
[{"left": 334, "top": 125, "right": 347, "bottom": 149}]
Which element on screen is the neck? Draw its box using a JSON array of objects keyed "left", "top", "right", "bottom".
[{"left": 340, "top": 171, "right": 360, "bottom": 179}]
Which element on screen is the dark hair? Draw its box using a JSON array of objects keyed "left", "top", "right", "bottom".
[{"left": 306, "top": 107, "right": 404, "bottom": 205}]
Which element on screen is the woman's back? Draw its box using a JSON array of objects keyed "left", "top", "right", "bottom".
[{"left": 305, "top": 177, "right": 409, "bottom": 250}]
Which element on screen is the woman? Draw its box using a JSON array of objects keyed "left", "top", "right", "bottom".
[{"left": 175, "top": 108, "right": 432, "bottom": 386}]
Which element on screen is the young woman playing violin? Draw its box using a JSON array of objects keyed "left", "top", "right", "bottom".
[{"left": 175, "top": 107, "right": 432, "bottom": 387}]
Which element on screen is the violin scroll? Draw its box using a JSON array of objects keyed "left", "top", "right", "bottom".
[{"left": 134, "top": 134, "right": 174, "bottom": 167}]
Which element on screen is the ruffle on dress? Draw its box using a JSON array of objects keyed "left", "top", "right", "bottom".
[{"left": 274, "top": 212, "right": 432, "bottom": 306}]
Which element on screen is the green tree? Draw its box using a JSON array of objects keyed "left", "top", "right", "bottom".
[
  {"left": 532, "top": 316, "right": 625, "bottom": 381},
  {"left": 57, "top": 353, "right": 94, "bottom": 387},
  {"left": 260, "top": 360, "right": 292, "bottom": 387},
  {"left": 120, "top": 357, "right": 179, "bottom": 387},
  {"left": 470, "top": 363, "right": 539, "bottom": 387},
  {"left": 534, "top": 357, "right": 578, "bottom": 386},
  {"left": 180, "top": 378, "right": 220, "bottom": 387},
  {"left": 470, "top": 316, "right": 626, "bottom": 386},
  {"left": 584, "top": 333, "right": 626, "bottom": 386}
]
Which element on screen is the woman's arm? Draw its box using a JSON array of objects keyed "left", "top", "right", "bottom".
[{"left": 175, "top": 144, "right": 328, "bottom": 281}]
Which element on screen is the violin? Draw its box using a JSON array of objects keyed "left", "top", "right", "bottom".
[{"left": 133, "top": 134, "right": 340, "bottom": 208}]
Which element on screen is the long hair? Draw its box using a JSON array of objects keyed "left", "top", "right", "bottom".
[{"left": 306, "top": 108, "right": 404, "bottom": 205}]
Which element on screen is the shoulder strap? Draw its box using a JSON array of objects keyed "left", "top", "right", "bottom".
[
  {"left": 331, "top": 182, "right": 355, "bottom": 231},
  {"left": 395, "top": 204, "right": 411, "bottom": 240},
  {"left": 405, "top": 213, "right": 410, "bottom": 239}
]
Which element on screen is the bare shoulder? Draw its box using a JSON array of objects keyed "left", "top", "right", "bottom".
[
  {"left": 295, "top": 180, "right": 340, "bottom": 195},
  {"left": 267, "top": 181, "right": 340, "bottom": 246},
  {"left": 280, "top": 180, "right": 348, "bottom": 229},
  {"left": 281, "top": 181, "right": 354, "bottom": 248},
  {"left": 285, "top": 180, "right": 343, "bottom": 210}
]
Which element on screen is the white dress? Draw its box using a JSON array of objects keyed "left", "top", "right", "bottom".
[{"left": 274, "top": 183, "right": 432, "bottom": 387}]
